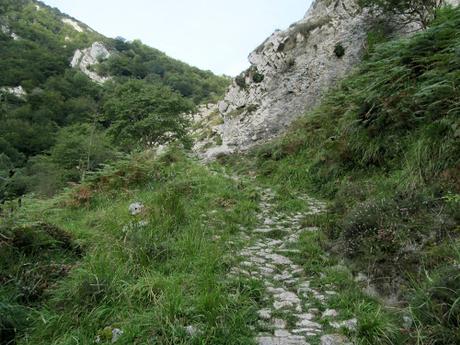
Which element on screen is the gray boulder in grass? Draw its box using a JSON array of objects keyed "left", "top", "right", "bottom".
[{"left": 129, "top": 202, "right": 144, "bottom": 216}]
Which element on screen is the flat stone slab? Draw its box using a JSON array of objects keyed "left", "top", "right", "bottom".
[
  {"left": 320, "top": 334, "right": 352, "bottom": 345},
  {"left": 257, "top": 336, "right": 310, "bottom": 345}
]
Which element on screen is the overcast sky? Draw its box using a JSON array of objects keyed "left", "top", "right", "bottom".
[{"left": 41, "top": 0, "right": 312, "bottom": 76}]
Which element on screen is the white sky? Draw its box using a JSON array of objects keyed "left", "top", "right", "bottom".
[{"left": 41, "top": 0, "right": 312, "bottom": 76}]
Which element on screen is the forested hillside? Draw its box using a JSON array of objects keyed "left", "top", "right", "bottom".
[{"left": 0, "top": 0, "right": 229, "bottom": 201}]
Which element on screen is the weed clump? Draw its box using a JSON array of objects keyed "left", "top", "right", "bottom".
[
  {"left": 252, "top": 72, "right": 264, "bottom": 83},
  {"left": 235, "top": 75, "right": 247, "bottom": 89},
  {"left": 0, "top": 219, "right": 81, "bottom": 343},
  {"left": 334, "top": 43, "right": 345, "bottom": 58}
]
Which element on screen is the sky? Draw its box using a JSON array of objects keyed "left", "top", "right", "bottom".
[{"left": 41, "top": 0, "right": 312, "bottom": 76}]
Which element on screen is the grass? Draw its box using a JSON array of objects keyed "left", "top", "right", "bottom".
[
  {"left": 1, "top": 148, "right": 262, "bottom": 344},
  {"left": 219, "top": 6, "right": 460, "bottom": 345}
]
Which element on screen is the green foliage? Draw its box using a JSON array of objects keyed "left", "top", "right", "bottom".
[
  {"left": 0, "top": 0, "right": 228, "bottom": 201},
  {"left": 50, "top": 124, "right": 115, "bottom": 180},
  {"left": 103, "top": 80, "right": 193, "bottom": 150},
  {"left": 358, "top": 0, "right": 447, "bottom": 28},
  {"left": 334, "top": 43, "right": 346, "bottom": 58},
  {"left": 252, "top": 72, "right": 264, "bottom": 83},
  {"left": 2, "top": 150, "right": 260, "bottom": 344},
  {"left": 410, "top": 265, "right": 460, "bottom": 344},
  {"left": 0, "top": 214, "right": 81, "bottom": 344},
  {"left": 98, "top": 39, "right": 229, "bottom": 104},
  {"left": 235, "top": 75, "right": 247, "bottom": 89},
  {"left": 232, "top": 8, "right": 460, "bottom": 342}
]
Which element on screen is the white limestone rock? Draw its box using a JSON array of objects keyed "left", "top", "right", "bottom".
[
  {"left": 111, "top": 328, "right": 123, "bottom": 343},
  {"left": 322, "top": 309, "right": 339, "bottom": 318},
  {"left": 196, "top": 0, "right": 460, "bottom": 156},
  {"left": 257, "top": 335, "right": 309, "bottom": 345},
  {"left": 330, "top": 318, "right": 358, "bottom": 331},
  {"left": 214, "top": 0, "right": 372, "bottom": 152},
  {"left": 129, "top": 202, "right": 145, "bottom": 216},
  {"left": 62, "top": 18, "right": 84, "bottom": 33},
  {"left": 0, "top": 86, "right": 27, "bottom": 99},
  {"left": 1, "top": 24, "right": 20, "bottom": 40},
  {"left": 321, "top": 334, "right": 351, "bottom": 345},
  {"left": 70, "top": 42, "right": 111, "bottom": 83}
]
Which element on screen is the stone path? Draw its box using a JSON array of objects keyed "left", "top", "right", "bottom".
[{"left": 230, "top": 188, "right": 354, "bottom": 345}]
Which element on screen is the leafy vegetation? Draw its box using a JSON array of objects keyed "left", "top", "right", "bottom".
[
  {"left": 223, "top": 6, "right": 460, "bottom": 344},
  {"left": 358, "top": 0, "right": 447, "bottom": 28},
  {"left": 98, "top": 38, "right": 229, "bottom": 104},
  {"left": 0, "top": 0, "right": 229, "bottom": 202},
  {"left": 103, "top": 80, "right": 193, "bottom": 151},
  {"left": 1, "top": 149, "right": 261, "bottom": 345},
  {"left": 1, "top": 1, "right": 459, "bottom": 345},
  {"left": 334, "top": 43, "right": 345, "bottom": 58}
]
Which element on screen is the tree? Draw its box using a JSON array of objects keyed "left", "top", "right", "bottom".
[
  {"left": 50, "top": 123, "right": 115, "bottom": 181},
  {"left": 359, "top": 0, "right": 447, "bottom": 28},
  {"left": 103, "top": 80, "right": 193, "bottom": 150}
]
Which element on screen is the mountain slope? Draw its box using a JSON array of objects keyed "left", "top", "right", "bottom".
[
  {"left": 224, "top": 6, "right": 460, "bottom": 343},
  {"left": 0, "top": 0, "right": 229, "bottom": 201},
  {"left": 1, "top": 2, "right": 459, "bottom": 345},
  {"left": 193, "top": 0, "right": 459, "bottom": 158}
]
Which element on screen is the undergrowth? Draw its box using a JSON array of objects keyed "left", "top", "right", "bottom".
[
  {"left": 222, "top": 7, "right": 460, "bottom": 345},
  {"left": 1, "top": 148, "right": 261, "bottom": 344}
]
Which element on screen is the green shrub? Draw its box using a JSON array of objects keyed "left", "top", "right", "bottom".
[
  {"left": 410, "top": 265, "right": 460, "bottom": 344},
  {"left": 103, "top": 80, "right": 193, "bottom": 150},
  {"left": 249, "top": 4, "right": 460, "bottom": 307},
  {"left": 235, "top": 75, "right": 247, "bottom": 89},
  {"left": 0, "top": 302, "right": 28, "bottom": 345},
  {"left": 334, "top": 43, "right": 346, "bottom": 58},
  {"left": 358, "top": 0, "right": 446, "bottom": 28},
  {"left": 252, "top": 72, "right": 264, "bottom": 83},
  {"left": 0, "top": 218, "right": 82, "bottom": 343}
]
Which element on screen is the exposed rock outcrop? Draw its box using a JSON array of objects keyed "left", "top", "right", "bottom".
[
  {"left": 195, "top": 0, "right": 459, "bottom": 159},
  {"left": 217, "top": 0, "right": 371, "bottom": 153},
  {"left": 1, "top": 24, "right": 20, "bottom": 40},
  {"left": 62, "top": 18, "right": 84, "bottom": 33},
  {"left": 70, "top": 42, "right": 111, "bottom": 83},
  {"left": 0, "top": 86, "right": 27, "bottom": 99}
]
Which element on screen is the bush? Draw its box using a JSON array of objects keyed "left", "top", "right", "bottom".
[
  {"left": 235, "top": 75, "right": 247, "bottom": 89},
  {"left": 252, "top": 72, "right": 264, "bottom": 83},
  {"left": 334, "top": 43, "right": 346, "bottom": 58},
  {"left": 103, "top": 80, "right": 193, "bottom": 150},
  {"left": 358, "top": 0, "right": 446, "bottom": 28},
  {"left": 0, "top": 219, "right": 81, "bottom": 343},
  {"left": 410, "top": 265, "right": 460, "bottom": 344},
  {"left": 0, "top": 302, "right": 28, "bottom": 345},
  {"left": 340, "top": 197, "right": 401, "bottom": 257}
]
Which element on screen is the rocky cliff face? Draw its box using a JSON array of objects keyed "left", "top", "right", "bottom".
[
  {"left": 216, "top": 0, "right": 371, "bottom": 154},
  {"left": 194, "top": 0, "right": 458, "bottom": 159}
]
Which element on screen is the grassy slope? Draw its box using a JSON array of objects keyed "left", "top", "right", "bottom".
[
  {"left": 2, "top": 149, "right": 263, "bottom": 345},
  {"left": 221, "top": 6, "right": 460, "bottom": 344}
]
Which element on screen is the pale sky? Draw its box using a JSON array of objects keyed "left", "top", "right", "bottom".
[{"left": 41, "top": 0, "right": 312, "bottom": 76}]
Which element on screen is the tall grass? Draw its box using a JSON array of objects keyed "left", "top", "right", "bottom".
[
  {"left": 1, "top": 148, "right": 261, "bottom": 344},
  {"left": 223, "top": 6, "right": 460, "bottom": 345}
]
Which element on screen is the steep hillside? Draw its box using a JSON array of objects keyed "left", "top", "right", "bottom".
[
  {"left": 193, "top": 0, "right": 459, "bottom": 158},
  {"left": 223, "top": 5, "right": 460, "bottom": 343},
  {"left": 0, "top": 0, "right": 229, "bottom": 201},
  {"left": 1, "top": 1, "right": 459, "bottom": 345}
]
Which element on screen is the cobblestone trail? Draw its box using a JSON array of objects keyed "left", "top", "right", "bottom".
[{"left": 231, "top": 188, "right": 354, "bottom": 345}]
